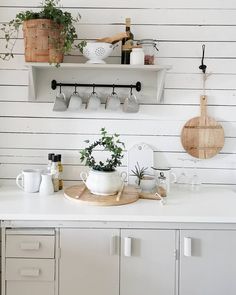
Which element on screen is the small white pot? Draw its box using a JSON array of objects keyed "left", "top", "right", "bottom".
[{"left": 80, "top": 169, "right": 126, "bottom": 196}]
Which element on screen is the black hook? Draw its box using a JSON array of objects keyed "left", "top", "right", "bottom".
[
  {"left": 92, "top": 84, "right": 95, "bottom": 94},
  {"left": 112, "top": 84, "right": 115, "bottom": 94},
  {"left": 74, "top": 83, "right": 77, "bottom": 93},
  {"left": 130, "top": 85, "right": 133, "bottom": 95},
  {"left": 199, "top": 44, "right": 207, "bottom": 74},
  {"left": 59, "top": 84, "right": 62, "bottom": 94}
]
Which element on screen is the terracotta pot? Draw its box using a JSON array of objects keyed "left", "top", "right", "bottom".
[{"left": 23, "top": 19, "right": 64, "bottom": 63}]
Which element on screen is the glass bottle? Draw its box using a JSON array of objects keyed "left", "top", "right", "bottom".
[
  {"left": 51, "top": 154, "right": 59, "bottom": 192},
  {"left": 47, "top": 153, "right": 54, "bottom": 174},
  {"left": 157, "top": 172, "right": 168, "bottom": 197},
  {"left": 121, "top": 18, "right": 134, "bottom": 64},
  {"left": 57, "top": 154, "right": 63, "bottom": 190}
]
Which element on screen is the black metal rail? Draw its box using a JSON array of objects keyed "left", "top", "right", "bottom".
[{"left": 51, "top": 80, "right": 142, "bottom": 92}]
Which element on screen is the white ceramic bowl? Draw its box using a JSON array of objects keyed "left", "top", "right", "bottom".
[{"left": 82, "top": 42, "right": 113, "bottom": 64}]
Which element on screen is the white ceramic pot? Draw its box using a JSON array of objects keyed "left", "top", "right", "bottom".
[{"left": 80, "top": 169, "right": 126, "bottom": 196}]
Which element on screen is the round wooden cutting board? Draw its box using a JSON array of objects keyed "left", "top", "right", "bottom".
[
  {"left": 181, "top": 95, "right": 224, "bottom": 159},
  {"left": 64, "top": 184, "right": 139, "bottom": 206}
]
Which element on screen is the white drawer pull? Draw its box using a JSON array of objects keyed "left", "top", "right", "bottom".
[
  {"left": 124, "top": 237, "right": 132, "bottom": 257},
  {"left": 20, "top": 268, "right": 40, "bottom": 277},
  {"left": 20, "top": 242, "right": 40, "bottom": 250},
  {"left": 184, "top": 237, "right": 192, "bottom": 257}
]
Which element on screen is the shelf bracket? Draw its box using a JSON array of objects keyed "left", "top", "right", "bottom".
[{"left": 156, "top": 68, "right": 167, "bottom": 103}]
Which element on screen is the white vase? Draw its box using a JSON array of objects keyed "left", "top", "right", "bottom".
[
  {"left": 80, "top": 169, "right": 126, "bottom": 196},
  {"left": 39, "top": 173, "right": 54, "bottom": 196}
]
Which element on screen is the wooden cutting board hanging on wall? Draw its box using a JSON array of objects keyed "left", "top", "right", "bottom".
[{"left": 181, "top": 75, "right": 225, "bottom": 159}]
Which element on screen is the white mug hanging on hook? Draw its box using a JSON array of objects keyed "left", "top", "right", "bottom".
[
  {"left": 53, "top": 84, "right": 67, "bottom": 112},
  {"left": 152, "top": 167, "right": 177, "bottom": 193},
  {"left": 68, "top": 84, "right": 83, "bottom": 112},
  {"left": 106, "top": 85, "right": 120, "bottom": 110},
  {"left": 87, "top": 85, "right": 101, "bottom": 110},
  {"left": 123, "top": 87, "right": 139, "bottom": 113}
]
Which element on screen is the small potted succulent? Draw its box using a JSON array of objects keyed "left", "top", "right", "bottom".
[
  {"left": 80, "top": 128, "right": 126, "bottom": 196},
  {"left": 0, "top": 0, "right": 86, "bottom": 65},
  {"left": 131, "top": 162, "right": 156, "bottom": 192}
]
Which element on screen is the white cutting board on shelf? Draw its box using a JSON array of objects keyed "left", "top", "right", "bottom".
[{"left": 128, "top": 143, "right": 154, "bottom": 185}]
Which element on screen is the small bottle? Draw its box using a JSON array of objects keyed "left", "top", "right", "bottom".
[
  {"left": 130, "top": 47, "right": 144, "bottom": 65},
  {"left": 157, "top": 172, "right": 167, "bottom": 197},
  {"left": 121, "top": 18, "right": 134, "bottom": 64},
  {"left": 51, "top": 154, "right": 59, "bottom": 192},
  {"left": 57, "top": 154, "right": 63, "bottom": 190},
  {"left": 47, "top": 153, "right": 54, "bottom": 174}
]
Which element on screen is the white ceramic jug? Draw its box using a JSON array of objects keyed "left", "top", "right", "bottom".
[{"left": 39, "top": 173, "right": 54, "bottom": 196}]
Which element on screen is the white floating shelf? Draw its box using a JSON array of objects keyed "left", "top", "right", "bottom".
[{"left": 26, "top": 63, "right": 171, "bottom": 103}]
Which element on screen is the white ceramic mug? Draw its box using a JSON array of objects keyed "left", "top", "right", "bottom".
[
  {"left": 153, "top": 168, "right": 177, "bottom": 193},
  {"left": 16, "top": 169, "right": 41, "bottom": 193}
]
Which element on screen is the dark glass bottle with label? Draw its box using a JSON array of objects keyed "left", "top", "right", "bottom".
[
  {"left": 121, "top": 18, "right": 134, "bottom": 64},
  {"left": 57, "top": 154, "right": 63, "bottom": 190}
]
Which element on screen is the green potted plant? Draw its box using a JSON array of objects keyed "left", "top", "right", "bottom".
[
  {"left": 131, "top": 162, "right": 156, "bottom": 192},
  {"left": 80, "top": 128, "right": 126, "bottom": 196},
  {"left": 0, "top": 0, "right": 86, "bottom": 65}
]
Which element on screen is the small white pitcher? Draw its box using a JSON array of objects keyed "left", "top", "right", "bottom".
[{"left": 39, "top": 173, "right": 54, "bottom": 196}]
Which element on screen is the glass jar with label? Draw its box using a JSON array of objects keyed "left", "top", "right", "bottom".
[{"left": 137, "top": 39, "right": 158, "bottom": 65}]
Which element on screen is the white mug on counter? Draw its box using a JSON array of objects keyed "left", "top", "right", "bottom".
[
  {"left": 152, "top": 167, "right": 177, "bottom": 193},
  {"left": 16, "top": 169, "right": 41, "bottom": 193}
]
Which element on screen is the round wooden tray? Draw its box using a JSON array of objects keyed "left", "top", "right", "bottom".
[{"left": 64, "top": 184, "right": 139, "bottom": 206}]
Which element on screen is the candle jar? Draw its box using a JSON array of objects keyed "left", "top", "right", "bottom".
[
  {"left": 137, "top": 39, "right": 158, "bottom": 65},
  {"left": 130, "top": 47, "right": 145, "bottom": 65}
]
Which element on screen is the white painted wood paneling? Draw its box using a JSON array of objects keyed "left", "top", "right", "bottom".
[{"left": 0, "top": 0, "right": 236, "bottom": 186}]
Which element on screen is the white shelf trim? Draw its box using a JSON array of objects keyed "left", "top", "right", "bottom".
[{"left": 26, "top": 63, "right": 171, "bottom": 102}]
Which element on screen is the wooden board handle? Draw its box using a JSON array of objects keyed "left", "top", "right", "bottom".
[{"left": 200, "top": 95, "right": 207, "bottom": 118}]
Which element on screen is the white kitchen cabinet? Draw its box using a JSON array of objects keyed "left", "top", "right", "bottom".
[
  {"left": 120, "top": 229, "right": 177, "bottom": 295},
  {"left": 59, "top": 228, "right": 120, "bottom": 295},
  {"left": 2, "top": 228, "right": 56, "bottom": 295},
  {"left": 180, "top": 230, "right": 236, "bottom": 295},
  {"left": 59, "top": 228, "right": 177, "bottom": 295}
]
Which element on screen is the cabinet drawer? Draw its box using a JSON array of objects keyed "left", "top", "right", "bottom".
[
  {"left": 6, "top": 235, "right": 55, "bottom": 258},
  {"left": 6, "top": 281, "right": 54, "bottom": 295},
  {"left": 6, "top": 258, "right": 55, "bottom": 281}
]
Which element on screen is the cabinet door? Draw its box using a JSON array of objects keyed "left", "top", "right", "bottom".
[
  {"left": 120, "top": 229, "right": 176, "bottom": 295},
  {"left": 180, "top": 230, "right": 236, "bottom": 295},
  {"left": 59, "top": 228, "right": 119, "bottom": 295}
]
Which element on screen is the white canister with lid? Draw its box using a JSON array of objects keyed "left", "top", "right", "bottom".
[{"left": 130, "top": 47, "right": 144, "bottom": 65}]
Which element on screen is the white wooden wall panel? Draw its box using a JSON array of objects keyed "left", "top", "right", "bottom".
[{"left": 0, "top": 0, "right": 236, "bottom": 186}]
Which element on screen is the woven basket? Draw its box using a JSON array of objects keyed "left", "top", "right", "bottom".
[{"left": 23, "top": 19, "right": 64, "bottom": 63}]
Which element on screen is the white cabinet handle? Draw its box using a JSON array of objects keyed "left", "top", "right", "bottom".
[
  {"left": 110, "top": 235, "right": 116, "bottom": 256},
  {"left": 124, "top": 237, "right": 132, "bottom": 257},
  {"left": 20, "top": 241, "right": 40, "bottom": 250},
  {"left": 20, "top": 268, "right": 40, "bottom": 277},
  {"left": 184, "top": 237, "right": 192, "bottom": 257}
]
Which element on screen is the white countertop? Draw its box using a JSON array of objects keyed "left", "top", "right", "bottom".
[{"left": 0, "top": 185, "right": 236, "bottom": 223}]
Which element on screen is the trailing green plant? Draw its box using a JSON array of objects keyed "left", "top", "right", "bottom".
[
  {"left": 131, "top": 162, "right": 148, "bottom": 185},
  {"left": 80, "top": 128, "right": 125, "bottom": 172},
  {"left": 0, "top": 0, "right": 86, "bottom": 63}
]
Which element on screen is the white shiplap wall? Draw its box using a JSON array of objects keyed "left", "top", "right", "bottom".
[{"left": 1, "top": 0, "right": 236, "bottom": 186}]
